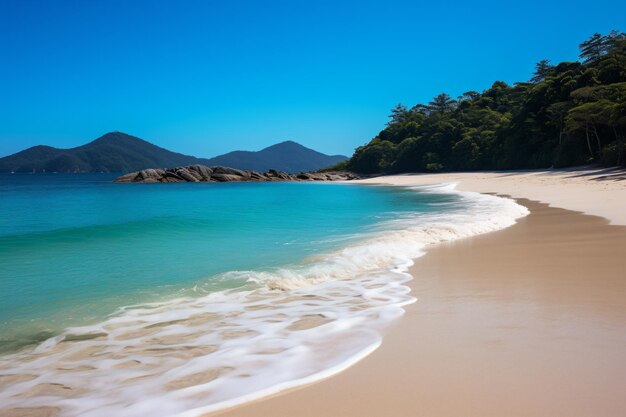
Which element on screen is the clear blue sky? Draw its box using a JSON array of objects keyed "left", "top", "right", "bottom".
[{"left": 0, "top": 0, "right": 624, "bottom": 158}]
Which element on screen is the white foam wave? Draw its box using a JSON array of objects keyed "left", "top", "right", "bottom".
[{"left": 0, "top": 184, "right": 528, "bottom": 417}]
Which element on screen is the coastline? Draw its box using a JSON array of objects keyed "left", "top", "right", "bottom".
[
  {"left": 215, "top": 168, "right": 626, "bottom": 417},
  {"left": 0, "top": 179, "right": 527, "bottom": 417},
  {"left": 351, "top": 167, "right": 626, "bottom": 225}
]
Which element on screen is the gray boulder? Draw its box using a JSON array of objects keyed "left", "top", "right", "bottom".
[{"left": 114, "top": 165, "right": 360, "bottom": 183}]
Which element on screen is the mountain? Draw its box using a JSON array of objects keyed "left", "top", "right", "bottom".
[
  {"left": 0, "top": 132, "right": 206, "bottom": 173},
  {"left": 204, "top": 141, "right": 348, "bottom": 173},
  {"left": 0, "top": 132, "right": 348, "bottom": 173}
]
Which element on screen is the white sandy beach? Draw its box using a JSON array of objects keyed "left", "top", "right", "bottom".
[
  {"left": 355, "top": 167, "right": 626, "bottom": 225},
  {"left": 217, "top": 167, "right": 626, "bottom": 417},
  {"left": 2, "top": 168, "right": 625, "bottom": 417}
]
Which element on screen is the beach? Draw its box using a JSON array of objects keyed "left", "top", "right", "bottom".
[
  {"left": 3, "top": 2, "right": 625, "bottom": 415},
  {"left": 216, "top": 167, "right": 626, "bottom": 417}
]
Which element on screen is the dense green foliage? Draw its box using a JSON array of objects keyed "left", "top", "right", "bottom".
[{"left": 348, "top": 31, "right": 626, "bottom": 173}]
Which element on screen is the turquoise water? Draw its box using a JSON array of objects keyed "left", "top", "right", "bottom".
[
  {"left": 0, "top": 174, "right": 530, "bottom": 416},
  {"left": 0, "top": 174, "right": 458, "bottom": 352}
]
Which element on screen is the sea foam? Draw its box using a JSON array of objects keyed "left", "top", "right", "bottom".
[{"left": 0, "top": 183, "right": 528, "bottom": 416}]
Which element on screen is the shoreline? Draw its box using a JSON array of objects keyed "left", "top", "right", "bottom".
[
  {"left": 215, "top": 168, "right": 626, "bottom": 417},
  {"left": 350, "top": 167, "right": 626, "bottom": 225},
  {"left": 2, "top": 168, "right": 624, "bottom": 417}
]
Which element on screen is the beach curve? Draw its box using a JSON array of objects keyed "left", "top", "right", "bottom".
[{"left": 215, "top": 167, "right": 626, "bottom": 417}]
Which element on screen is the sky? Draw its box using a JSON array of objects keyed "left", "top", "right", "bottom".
[{"left": 0, "top": 0, "right": 624, "bottom": 158}]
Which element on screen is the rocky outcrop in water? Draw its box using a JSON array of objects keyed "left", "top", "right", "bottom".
[{"left": 115, "top": 165, "right": 360, "bottom": 183}]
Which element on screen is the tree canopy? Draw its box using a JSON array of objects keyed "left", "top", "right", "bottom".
[{"left": 347, "top": 31, "right": 626, "bottom": 173}]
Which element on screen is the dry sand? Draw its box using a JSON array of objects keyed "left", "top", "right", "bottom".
[
  {"left": 216, "top": 168, "right": 626, "bottom": 417},
  {"left": 353, "top": 167, "right": 626, "bottom": 226}
]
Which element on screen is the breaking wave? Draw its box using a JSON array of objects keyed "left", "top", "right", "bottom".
[{"left": 0, "top": 184, "right": 528, "bottom": 417}]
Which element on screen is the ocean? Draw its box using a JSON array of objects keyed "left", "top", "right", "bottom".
[{"left": 0, "top": 174, "right": 528, "bottom": 416}]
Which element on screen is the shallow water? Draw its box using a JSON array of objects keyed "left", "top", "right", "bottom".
[
  {"left": 0, "top": 174, "right": 528, "bottom": 416},
  {"left": 0, "top": 174, "right": 454, "bottom": 351}
]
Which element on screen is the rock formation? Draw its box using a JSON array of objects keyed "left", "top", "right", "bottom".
[{"left": 115, "top": 165, "right": 360, "bottom": 183}]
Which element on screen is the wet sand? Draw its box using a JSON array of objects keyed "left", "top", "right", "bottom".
[{"left": 216, "top": 199, "right": 626, "bottom": 417}]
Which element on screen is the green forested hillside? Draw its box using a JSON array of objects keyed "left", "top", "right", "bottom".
[{"left": 347, "top": 31, "right": 626, "bottom": 173}]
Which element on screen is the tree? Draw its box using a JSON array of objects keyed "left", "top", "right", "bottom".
[
  {"left": 579, "top": 33, "right": 605, "bottom": 63},
  {"left": 348, "top": 140, "right": 396, "bottom": 173},
  {"left": 388, "top": 103, "right": 409, "bottom": 125},
  {"left": 345, "top": 30, "right": 626, "bottom": 174},
  {"left": 428, "top": 93, "right": 457, "bottom": 114},
  {"left": 451, "top": 137, "right": 481, "bottom": 170},
  {"left": 530, "top": 59, "right": 553, "bottom": 83},
  {"left": 458, "top": 91, "right": 481, "bottom": 102},
  {"left": 392, "top": 137, "right": 425, "bottom": 172},
  {"left": 604, "top": 30, "right": 626, "bottom": 53},
  {"left": 546, "top": 102, "right": 572, "bottom": 145},
  {"left": 578, "top": 32, "right": 621, "bottom": 64},
  {"left": 565, "top": 102, "right": 612, "bottom": 158},
  {"left": 411, "top": 103, "right": 430, "bottom": 115}
]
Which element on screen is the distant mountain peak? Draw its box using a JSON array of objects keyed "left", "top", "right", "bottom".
[
  {"left": 206, "top": 140, "right": 348, "bottom": 173},
  {"left": 0, "top": 132, "right": 203, "bottom": 173},
  {"left": 92, "top": 131, "right": 141, "bottom": 142},
  {"left": 272, "top": 140, "right": 299, "bottom": 146},
  {"left": 30, "top": 145, "right": 56, "bottom": 151},
  {"left": 261, "top": 140, "right": 306, "bottom": 151},
  {"left": 0, "top": 133, "right": 348, "bottom": 174},
  {"left": 98, "top": 131, "right": 127, "bottom": 139}
]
